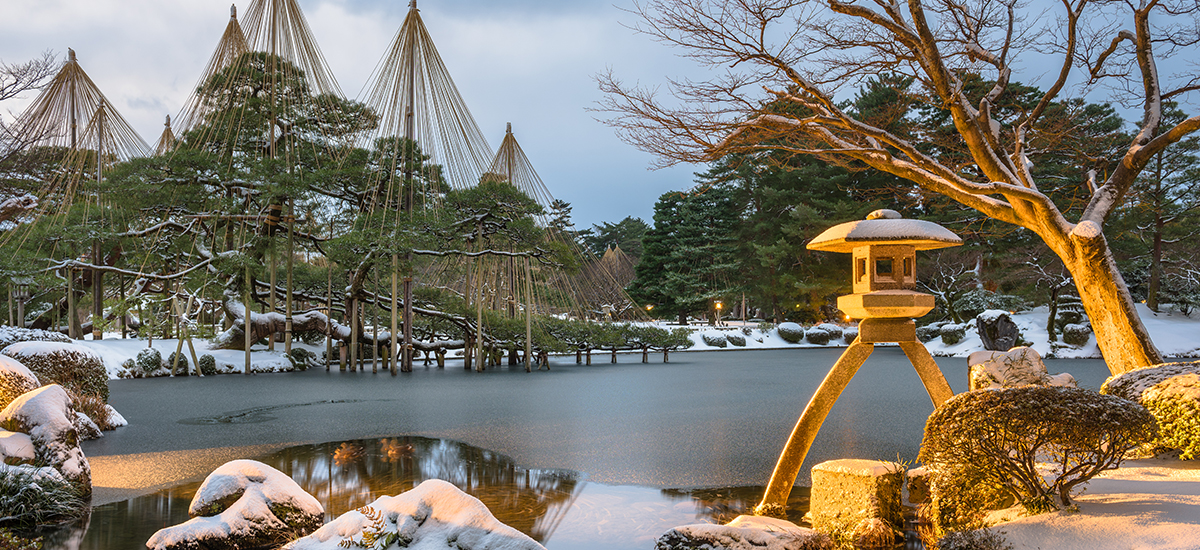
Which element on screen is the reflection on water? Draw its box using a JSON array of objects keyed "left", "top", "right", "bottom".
[{"left": 46, "top": 436, "right": 797, "bottom": 550}]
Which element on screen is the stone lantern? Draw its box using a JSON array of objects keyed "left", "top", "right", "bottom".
[{"left": 755, "top": 209, "right": 962, "bottom": 516}]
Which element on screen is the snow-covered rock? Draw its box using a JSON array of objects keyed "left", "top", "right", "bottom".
[
  {"left": 2, "top": 341, "right": 109, "bottom": 403},
  {"left": 0, "top": 384, "right": 90, "bottom": 495},
  {"left": 654, "top": 514, "right": 832, "bottom": 550},
  {"left": 147, "top": 459, "right": 324, "bottom": 550},
  {"left": 285, "top": 479, "right": 544, "bottom": 550},
  {"left": 0, "top": 354, "right": 40, "bottom": 410},
  {"left": 976, "top": 309, "right": 1020, "bottom": 351},
  {"left": 967, "top": 347, "right": 1075, "bottom": 391},
  {"left": 0, "top": 326, "right": 72, "bottom": 352}
]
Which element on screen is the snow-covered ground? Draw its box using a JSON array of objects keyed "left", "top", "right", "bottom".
[
  {"left": 985, "top": 457, "right": 1200, "bottom": 550},
  {"left": 69, "top": 336, "right": 324, "bottom": 379}
]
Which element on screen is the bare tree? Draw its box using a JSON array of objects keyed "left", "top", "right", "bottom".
[
  {"left": 598, "top": 0, "right": 1200, "bottom": 374},
  {"left": 0, "top": 51, "right": 57, "bottom": 164}
]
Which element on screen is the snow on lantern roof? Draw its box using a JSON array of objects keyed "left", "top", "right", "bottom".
[{"left": 807, "top": 209, "right": 961, "bottom": 253}]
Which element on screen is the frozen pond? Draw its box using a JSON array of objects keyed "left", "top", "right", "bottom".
[{"left": 61, "top": 347, "right": 1115, "bottom": 548}]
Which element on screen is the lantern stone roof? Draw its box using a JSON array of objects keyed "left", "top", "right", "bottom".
[{"left": 807, "top": 209, "right": 962, "bottom": 253}]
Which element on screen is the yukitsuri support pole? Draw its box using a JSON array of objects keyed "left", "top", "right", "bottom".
[
  {"left": 268, "top": 242, "right": 276, "bottom": 351},
  {"left": 350, "top": 294, "right": 359, "bottom": 371},
  {"left": 285, "top": 199, "right": 294, "bottom": 355},
  {"left": 391, "top": 253, "right": 398, "bottom": 376},
  {"left": 403, "top": 276, "right": 413, "bottom": 372},
  {"left": 475, "top": 257, "right": 485, "bottom": 372},
  {"left": 67, "top": 267, "right": 77, "bottom": 339},
  {"left": 92, "top": 240, "right": 103, "bottom": 340},
  {"left": 524, "top": 256, "right": 532, "bottom": 372},
  {"left": 244, "top": 263, "right": 252, "bottom": 375},
  {"left": 327, "top": 248, "right": 334, "bottom": 371},
  {"left": 7, "top": 284, "right": 12, "bottom": 326},
  {"left": 119, "top": 273, "right": 126, "bottom": 338},
  {"left": 372, "top": 270, "right": 379, "bottom": 374}
]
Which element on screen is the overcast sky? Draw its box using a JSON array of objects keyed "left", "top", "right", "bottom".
[{"left": 0, "top": 0, "right": 706, "bottom": 230}]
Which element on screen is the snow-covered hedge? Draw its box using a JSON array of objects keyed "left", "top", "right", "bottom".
[
  {"left": 804, "top": 326, "right": 833, "bottom": 346},
  {"left": 1, "top": 342, "right": 108, "bottom": 403},
  {"left": 0, "top": 327, "right": 71, "bottom": 353},
  {"left": 920, "top": 386, "right": 1154, "bottom": 532},
  {"left": 842, "top": 327, "right": 858, "bottom": 344},
  {"left": 726, "top": 332, "right": 746, "bottom": 347},
  {"left": 916, "top": 323, "right": 943, "bottom": 343},
  {"left": 1141, "top": 374, "right": 1200, "bottom": 459},
  {"left": 1061, "top": 323, "right": 1091, "bottom": 347},
  {"left": 815, "top": 323, "right": 843, "bottom": 340},
  {"left": 777, "top": 323, "right": 804, "bottom": 344},
  {"left": 198, "top": 354, "right": 217, "bottom": 376},
  {"left": 940, "top": 324, "right": 967, "bottom": 346},
  {"left": 701, "top": 332, "right": 728, "bottom": 348},
  {"left": 0, "top": 356, "right": 39, "bottom": 411}
]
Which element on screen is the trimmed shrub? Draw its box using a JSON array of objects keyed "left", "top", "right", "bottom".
[
  {"left": 198, "top": 354, "right": 218, "bottom": 376},
  {"left": 804, "top": 326, "right": 832, "bottom": 345},
  {"left": 842, "top": 327, "right": 859, "bottom": 344},
  {"left": 952, "top": 290, "right": 1027, "bottom": 322},
  {"left": 916, "top": 324, "right": 943, "bottom": 343},
  {"left": 1061, "top": 323, "right": 1091, "bottom": 346},
  {"left": 726, "top": 332, "right": 747, "bottom": 347},
  {"left": 740, "top": 326, "right": 753, "bottom": 336},
  {"left": 701, "top": 332, "right": 728, "bottom": 348},
  {"left": 136, "top": 348, "right": 163, "bottom": 374},
  {"left": 289, "top": 348, "right": 316, "bottom": 370},
  {"left": 777, "top": 322, "right": 804, "bottom": 344},
  {"left": 1055, "top": 294, "right": 1085, "bottom": 328},
  {"left": 940, "top": 324, "right": 966, "bottom": 346},
  {"left": 0, "top": 327, "right": 71, "bottom": 353},
  {"left": 815, "top": 323, "right": 843, "bottom": 340},
  {"left": 167, "top": 351, "right": 189, "bottom": 374},
  {"left": 1, "top": 342, "right": 108, "bottom": 403},
  {"left": 920, "top": 386, "right": 1154, "bottom": 533},
  {"left": 1141, "top": 374, "right": 1200, "bottom": 459},
  {"left": 1, "top": 356, "right": 40, "bottom": 411}
]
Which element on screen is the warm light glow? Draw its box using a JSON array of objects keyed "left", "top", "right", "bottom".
[
  {"left": 646, "top": 304, "right": 654, "bottom": 311},
  {"left": 715, "top": 302, "right": 723, "bottom": 310}
]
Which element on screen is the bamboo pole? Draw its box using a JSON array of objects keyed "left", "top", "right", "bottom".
[
  {"left": 391, "top": 254, "right": 398, "bottom": 376},
  {"left": 285, "top": 199, "right": 294, "bottom": 355},
  {"left": 268, "top": 240, "right": 276, "bottom": 351},
  {"left": 524, "top": 256, "right": 532, "bottom": 373},
  {"left": 244, "top": 263, "right": 252, "bottom": 375},
  {"left": 403, "top": 276, "right": 413, "bottom": 372},
  {"left": 67, "top": 267, "right": 77, "bottom": 339},
  {"left": 327, "top": 222, "right": 334, "bottom": 371},
  {"left": 372, "top": 269, "right": 379, "bottom": 374},
  {"left": 92, "top": 240, "right": 103, "bottom": 340}
]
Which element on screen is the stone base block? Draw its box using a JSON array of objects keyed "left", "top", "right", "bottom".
[{"left": 809, "top": 459, "right": 903, "bottom": 542}]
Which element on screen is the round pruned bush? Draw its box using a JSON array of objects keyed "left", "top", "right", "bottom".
[
  {"left": 777, "top": 322, "right": 804, "bottom": 344},
  {"left": 167, "top": 351, "right": 189, "bottom": 374},
  {"left": 815, "top": 323, "right": 843, "bottom": 340},
  {"left": 701, "top": 331, "right": 727, "bottom": 348},
  {"left": 726, "top": 332, "right": 746, "bottom": 347},
  {"left": 940, "top": 324, "right": 966, "bottom": 346},
  {"left": 1061, "top": 323, "right": 1091, "bottom": 347},
  {"left": 804, "top": 326, "right": 832, "bottom": 345},
  {"left": 919, "top": 386, "right": 1155, "bottom": 533},
  {"left": 1141, "top": 374, "right": 1200, "bottom": 459},
  {"left": 0, "top": 355, "right": 40, "bottom": 411},
  {"left": 136, "top": 347, "right": 163, "bottom": 375},
  {"left": 916, "top": 323, "right": 943, "bottom": 343},
  {"left": 288, "top": 348, "right": 316, "bottom": 370},
  {"left": 1, "top": 342, "right": 108, "bottom": 403},
  {"left": 1102, "top": 360, "right": 1200, "bottom": 457},
  {"left": 0, "top": 327, "right": 71, "bottom": 353},
  {"left": 198, "top": 354, "right": 218, "bottom": 376},
  {"left": 842, "top": 327, "right": 859, "bottom": 344}
]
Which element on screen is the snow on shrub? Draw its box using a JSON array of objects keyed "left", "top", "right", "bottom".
[
  {"left": 1141, "top": 374, "right": 1200, "bottom": 459},
  {"left": 726, "top": 332, "right": 746, "bottom": 347},
  {"left": 940, "top": 324, "right": 966, "bottom": 346},
  {"left": 288, "top": 348, "right": 317, "bottom": 370},
  {"left": 701, "top": 331, "right": 728, "bottom": 348},
  {"left": 842, "top": 327, "right": 858, "bottom": 344},
  {"left": 1, "top": 342, "right": 108, "bottom": 403},
  {"left": 0, "top": 327, "right": 71, "bottom": 353},
  {"left": 916, "top": 324, "right": 942, "bottom": 343},
  {"left": 777, "top": 322, "right": 804, "bottom": 344},
  {"left": 919, "top": 386, "right": 1154, "bottom": 533},
  {"left": 0, "top": 355, "right": 39, "bottom": 411},
  {"left": 198, "top": 354, "right": 217, "bottom": 376},
  {"left": 1061, "top": 323, "right": 1091, "bottom": 347},
  {"left": 167, "top": 351, "right": 189, "bottom": 374},
  {"left": 815, "top": 323, "right": 843, "bottom": 339},
  {"left": 804, "top": 326, "right": 832, "bottom": 345},
  {"left": 0, "top": 385, "right": 92, "bottom": 495},
  {"left": 935, "top": 529, "right": 1013, "bottom": 550},
  {"left": 136, "top": 348, "right": 163, "bottom": 375}
]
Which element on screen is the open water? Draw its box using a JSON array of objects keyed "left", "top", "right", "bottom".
[{"left": 44, "top": 347, "right": 1115, "bottom": 549}]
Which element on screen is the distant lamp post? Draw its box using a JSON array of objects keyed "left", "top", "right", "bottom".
[
  {"left": 12, "top": 277, "right": 34, "bottom": 329},
  {"left": 755, "top": 209, "right": 962, "bottom": 516},
  {"left": 715, "top": 301, "right": 723, "bottom": 326}
]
